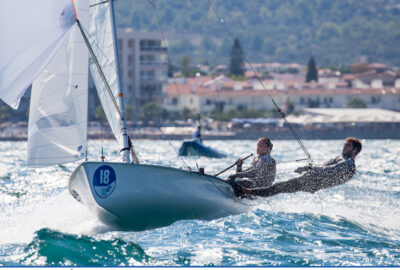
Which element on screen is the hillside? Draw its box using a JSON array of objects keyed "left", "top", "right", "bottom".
[{"left": 115, "top": 0, "right": 400, "bottom": 67}]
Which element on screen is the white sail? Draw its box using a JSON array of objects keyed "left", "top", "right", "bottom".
[
  {"left": 27, "top": 0, "right": 90, "bottom": 167},
  {"left": 0, "top": 0, "right": 76, "bottom": 109},
  {"left": 88, "top": 0, "right": 124, "bottom": 151}
]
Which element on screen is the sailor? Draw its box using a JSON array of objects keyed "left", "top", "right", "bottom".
[
  {"left": 228, "top": 137, "right": 276, "bottom": 188},
  {"left": 231, "top": 137, "right": 362, "bottom": 197},
  {"left": 192, "top": 124, "right": 203, "bottom": 143}
]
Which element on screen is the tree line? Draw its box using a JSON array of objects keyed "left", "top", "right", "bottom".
[{"left": 115, "top": 0, "right": 400, "bottom": 67}]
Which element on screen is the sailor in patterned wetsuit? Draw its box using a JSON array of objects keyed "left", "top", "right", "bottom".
[
  {"left": 228, "top": 137, "right": 276, "bottom": 188},
  {"left": 231, "top": 137, "right": 362, "bottom": 198}
]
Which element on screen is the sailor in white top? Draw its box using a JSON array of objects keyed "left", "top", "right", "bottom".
[
  {"left": 192, "top": 125, "right": 202, "bottom": 143},
  {"left": 229, "top": 137, "right": 276, "bottom": 188}
]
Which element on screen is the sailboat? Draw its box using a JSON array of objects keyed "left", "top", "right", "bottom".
[
  {"left": 0, "top": 0, "right": 248, "bottom": 230},
  {"left": 178, "top": 139, "right": 227, "bottom": 158},
  {"left": 178, "top": 125, "right": 227, "bottom": 158}
]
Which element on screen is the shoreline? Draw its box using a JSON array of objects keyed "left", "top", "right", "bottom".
[{"left": 1, "top": 128, "right": 400, "bottom": 141}]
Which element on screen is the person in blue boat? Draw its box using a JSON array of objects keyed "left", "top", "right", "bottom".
[
  {"left": 231, "top": 137, "right": 362, "bottom": 198},
  {"left": 228, "top": 137, "right": 276, "bottom": 188},
  {"left": 192, "top": 125, "right": 203, "bottom": 143}
]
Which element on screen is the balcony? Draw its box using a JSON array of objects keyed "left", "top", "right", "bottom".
[
  {"left": 140, "top": 61, "right": 168, "bottom": 68},
  {"left": 140, "top": 46, "right": 168, "bottom": 52}
]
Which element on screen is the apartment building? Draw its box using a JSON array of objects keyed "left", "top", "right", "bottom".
[{"left": 117, "top": 28, "right": 168, "bottom": 110}]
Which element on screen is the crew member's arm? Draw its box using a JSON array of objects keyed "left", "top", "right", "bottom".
[
  {"left": 310, "top": 158, "right": 354, "bottom": 176},
  {"left": 234, "top": 167, "right": 258, "bottom": 179},
  {"left": 236, "top": 158, "right": 243, "bottom": 172},
  {"left": 230, "top": 164, "right": 257, "bottom": 180}
]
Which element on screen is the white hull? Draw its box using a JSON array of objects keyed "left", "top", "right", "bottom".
[{"left": 68, "top": 162, "right": 249, "bottom": 230}]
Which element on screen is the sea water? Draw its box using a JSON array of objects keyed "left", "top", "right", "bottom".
[{"left": 0, "top": 139, "right": 399, "bottom": 266}]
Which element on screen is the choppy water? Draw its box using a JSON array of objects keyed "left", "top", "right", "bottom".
[{"left": 0, "top": 139, "right": 399, "bottom": 266}]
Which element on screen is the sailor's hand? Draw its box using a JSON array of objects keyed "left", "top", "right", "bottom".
[
  {"left": 241, "top": 187, "right": 251, "bottom": 195},
  {"left": 295, "top": 165, "right": 311, "bottom": 174},
  {"left": 236, "top": 158, "right": 244, "bottom": 167}
]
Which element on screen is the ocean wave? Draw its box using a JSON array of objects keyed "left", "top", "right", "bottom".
[{"left": 19, "top": 228, "right": 155, "bottom": 266}]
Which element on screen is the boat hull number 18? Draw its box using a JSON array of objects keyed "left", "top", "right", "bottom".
[{"left": 93, "top": 165, "right": 116, "bottom": 198}]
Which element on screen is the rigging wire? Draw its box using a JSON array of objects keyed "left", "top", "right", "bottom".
[
  {"left": 146, "top": 0, "right": 198, "bottom": 170},
  {"left": 80, "top": 13, "right": 139, "bottom": 162},
  {"left": 207, "top": 0, "right": 313, "bottom": 164},
  {"left": 79, "top": 20, "right": 124, "bottom": 158},
  {"left": 147, "top": 0, "right": 314, "bottom": 175}
]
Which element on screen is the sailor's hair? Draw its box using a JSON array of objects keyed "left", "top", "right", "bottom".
[
  {"left": 346, "top": 137, "right": 362, "bottom": 155},
  {"left": 259, "top": 137, "right": 273, "bottom": 149}
]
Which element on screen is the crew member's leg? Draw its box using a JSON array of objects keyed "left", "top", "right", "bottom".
[
  {"left": 234, "top": 179, "right": 254, "bottom": 188},
  {"left": 250, "top": 174, "right": 317, "bottom": 197},
  {"left": 250, "top": 178, "right": 301, "bottom": 197}
]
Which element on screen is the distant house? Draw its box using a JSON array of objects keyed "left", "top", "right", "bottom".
[
  {"left": 163, "top": 75, "right": 400, "bottom": 114},
  {"left": 352, "top": 70, "right": 400, "bottom": 89}
]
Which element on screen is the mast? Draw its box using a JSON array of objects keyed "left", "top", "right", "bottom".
[{"left": 109, "top": 0, "right": 131, "bottom": 163}]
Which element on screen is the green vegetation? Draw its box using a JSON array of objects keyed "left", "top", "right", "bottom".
[
  {"left": 94, "top": 105, "right": 106, "bottom": 121},
  {"left": 141, "top": 102, "right": 161, "bottom": 122},
  {"left": 0, "top": 106, "right": 12, "bottom": 122},
  {"left": 180, "top": 56, "right": 192, "bottom": 77},
  {"left": 306, "top": 57, "right": 318, "bottom": 82},
  {"left": 346, "top": 97, "right": 367, "bottom": 108},
  {"left": 115, "top": 0, "right": 400, "bottom": 67},
  {"left": 229, "top": 38, "right": 244, "bottom": 77}
]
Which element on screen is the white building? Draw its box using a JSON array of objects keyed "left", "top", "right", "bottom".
[
  {"left": 117, "top": 28, "right": 168, "bottom": 110},
  {"left": 163, "top": 78, "right": 400, "bottom": 114}
]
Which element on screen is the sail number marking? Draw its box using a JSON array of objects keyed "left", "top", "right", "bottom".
[
  {"left": 93, "top": 165, "right": 116, "bottom": 198},
  {"left": 99, "top": 169, "right": 110, "bottom": 184}
]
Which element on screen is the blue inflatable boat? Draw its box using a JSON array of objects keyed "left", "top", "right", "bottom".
[{"left": 178, "top": 139, "right": 227, "bottom": 158}]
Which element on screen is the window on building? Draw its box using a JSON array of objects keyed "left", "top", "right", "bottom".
[
  {"left": 300, "top": 97, "right": 305, "bottom": 104},
  {"left": 118, "top": 39, "right": 123, "bottom": 50},
  {"left": 140, "top": 70, "right": 155, "bottom": 81},
  {"left": 140, "top": 39, "right": 162, "bottom": 50},
  {"left": 237, "top": 105, "right": 247, "bottom": 111},
  {"left": 371, "top": 96, "right": 381, "bottom": 104},
  {"left": 190, "top": 98, "right": 193, "bottom": 104},
  {"left": 128, "top": 55, "right": 133, "bottom": 63},
  {"left": 172, "top": 97, "right": 178, "bottom": 105},
  {"left": 128, "top": 39, "right": 133, "bottom": 47},
  {"left": 206, "top": 99, "right": 211, "bottom": 105},
  {"left": 307, "top": 98, "right": 320, "bottom": 108},
  {"left": 128, "top": 70, "right": 133, "bottom": 78}
]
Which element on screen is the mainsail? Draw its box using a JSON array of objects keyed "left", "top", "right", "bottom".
[
  {"left": 88, "top": 0, "right": 126, "bottom": 153},
  {"left": 27, "top": 0, "right": 90, "bottom": 166},
  {"left": 0, "top": 0, "right": 77, "bottom": 109}
]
